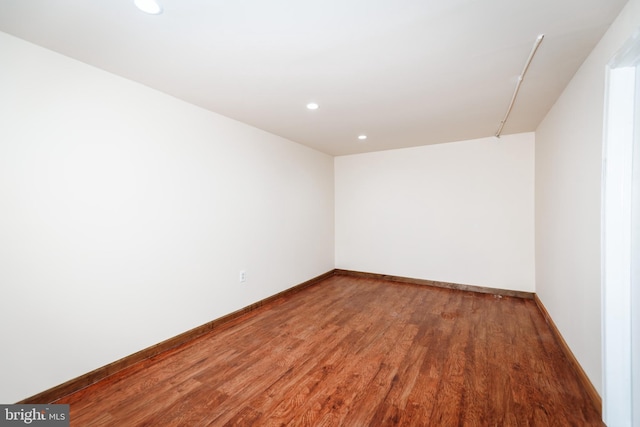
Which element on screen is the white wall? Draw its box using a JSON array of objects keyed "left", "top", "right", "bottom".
[
  {"left": 0, "top": 32, "right": 334, "bottom": 403},
  {"left": 535, "top": 0, "right": 640, "bottom": 396},
  {"left": 335, "top": 133, "right": 535, "bottom": 292}
]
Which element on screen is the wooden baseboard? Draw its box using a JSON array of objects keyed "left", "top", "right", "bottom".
[
  {"left": 337, "top": 269, "right": 600, "bottom": 415},
  {"left": 334, "top": 269, "right": 535, "bottom": 299},
  {"left": 534, "top": 294, "right": 601, "bottom": 416},
  {"left": 18, "top": 270, "right": 336, "bottom": 404},
  {"left": 21, "top": 268, "right": 597, "bottom": 416}
]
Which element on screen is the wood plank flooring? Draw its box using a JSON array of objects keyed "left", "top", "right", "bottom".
[{"left": 54, "top": 275, "right": 603, "bottom": 426}]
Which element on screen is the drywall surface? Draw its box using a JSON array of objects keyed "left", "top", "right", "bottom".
[
  {"left": 535, "top": 0, "right": 640, "bottom": 396},
  {"left": 335, "top": 133, "right": 535, "bottom": 292},
  {"left": 0, "top": 32, "right": 334, "bottom": 403}
]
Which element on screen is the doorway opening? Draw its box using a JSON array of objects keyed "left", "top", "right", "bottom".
[{"left": 602, "top": 27, "right": 640, "bottom": 427}]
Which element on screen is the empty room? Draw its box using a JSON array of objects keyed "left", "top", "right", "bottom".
[{"left": 1, "top": 0, "right": 639, "bottom": 425}]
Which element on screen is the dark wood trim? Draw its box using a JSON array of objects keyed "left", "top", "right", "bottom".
[
  {"left": 334, "top": 269, "right": 535, "bottom": 299},
  {"left": 22, "top": 267, "right": 600, "bottom": 419},
  {"left": 18, "top": 270, "right": 336, "bottom": 404},
  {"left": 534, "top": 294, "right": 602, "bottom": 416}
]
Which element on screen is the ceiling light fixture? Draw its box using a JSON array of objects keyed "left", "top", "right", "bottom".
[
  {"left": 306, "top": 102, "right": 319, "bottom": 110},
  {"left": 134, "top": 0, "right": 163, "bottom": 15},
  {"left": 358, "top": 135, "right": 367, "bottom": 140},
  {"left": 495, "top": 34, "right": 544, "bottom": 138}
]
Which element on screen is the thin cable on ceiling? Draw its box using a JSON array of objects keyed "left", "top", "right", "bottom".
[{"left": 495, "top": 34, "right": 544, "bottom": 138}]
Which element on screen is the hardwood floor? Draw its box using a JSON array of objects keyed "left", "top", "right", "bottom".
[{"left": 54, "top": 275, "right": 603, "bottom": 426}]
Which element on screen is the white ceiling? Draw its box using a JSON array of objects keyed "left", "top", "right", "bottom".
[{"left": 0, "top": 0, "right": 628, "bottom": 155}]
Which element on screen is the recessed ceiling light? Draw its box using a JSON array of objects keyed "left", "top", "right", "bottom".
[
  {"left": 134, "top": 0, "right": 163, "bottom": 15},
  {"left": 358, "top": 135, "right": 367, "bottom": 140},
  {"left": 306, "top": 103, "right": 319, "bottom": 110}
]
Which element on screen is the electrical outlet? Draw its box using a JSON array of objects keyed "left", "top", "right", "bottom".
[{"left": 239, "top": 270, "right": 246, "bottom": 283}]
